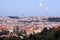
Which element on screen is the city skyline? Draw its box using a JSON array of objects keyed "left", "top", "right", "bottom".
[{"left": 0, "top": 0, "right": 60, "bottom": 16}]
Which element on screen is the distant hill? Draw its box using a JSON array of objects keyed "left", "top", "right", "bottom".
[
  {"left": 7, "top": 16, "right": 60, "bottom": 22},
  {"left": 8, "top": 16, "right": 20, "bottom": 19},
  {"left": 48, "top": 18, "right": 60, "bottom": 22}
]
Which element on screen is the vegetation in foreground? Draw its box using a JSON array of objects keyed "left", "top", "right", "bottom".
[{"left": 0, "top": 26, "right": 60, "bottom": 40}]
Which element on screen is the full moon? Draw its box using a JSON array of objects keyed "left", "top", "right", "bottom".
[{"left": 40, "top": 3, "right": 43, "bottom": 7}]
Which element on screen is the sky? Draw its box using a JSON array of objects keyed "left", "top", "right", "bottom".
[{"left": 0, "top": 0, "right": 60, "bottom": 16}]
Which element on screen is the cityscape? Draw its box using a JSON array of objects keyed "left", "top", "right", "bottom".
[
  {"left": 0, "top": 16, "right": 60, "bottom": 40},
  {"left": 0, "top": 16, "right": 60, "bottom": 34},
  {"left": 0, "top": 0, "right": 60, "bottom": 40}
]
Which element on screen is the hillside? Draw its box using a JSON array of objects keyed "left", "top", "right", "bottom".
[{"left": 31, "top": 27, "right": 60, "bottom": 40}]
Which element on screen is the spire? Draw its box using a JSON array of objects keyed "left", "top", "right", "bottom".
[{"left": 46, "top": 7, "right": 48, "bottom": 19}]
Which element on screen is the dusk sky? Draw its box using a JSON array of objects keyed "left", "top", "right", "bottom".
[{"left": 0, "top": 0, "right": 60, "bottom": 16}]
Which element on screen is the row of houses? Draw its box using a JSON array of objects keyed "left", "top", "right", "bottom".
[{"left": 0, "top": 16, "right": 60, "bottom": 35}]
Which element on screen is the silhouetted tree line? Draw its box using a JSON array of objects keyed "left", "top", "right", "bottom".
[{"left": 0, "top": 26, "right": 60, "bottom": 40}]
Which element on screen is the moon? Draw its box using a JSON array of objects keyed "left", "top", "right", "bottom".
[{"left": 40, "top": 3, "right": 43, "bottom": 7}]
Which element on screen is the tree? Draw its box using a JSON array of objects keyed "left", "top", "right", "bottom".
[
  {"left": 54, "top": 30, "right": 60, "bottom": 40},
  {"left": 18, "top": 30, "right": 27, "bottom": 36},
  {"left": 29, "top": 34, "right": 35, "bottom": 40},
  {"left": 40, "top": 27, "right": 48, "bottom": 35},
  {"left": 22, "top": 36, "right": 28, "bottom": 40},
  {"left": 2, "top": 30, "right": 9, "bottom": 35}
]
